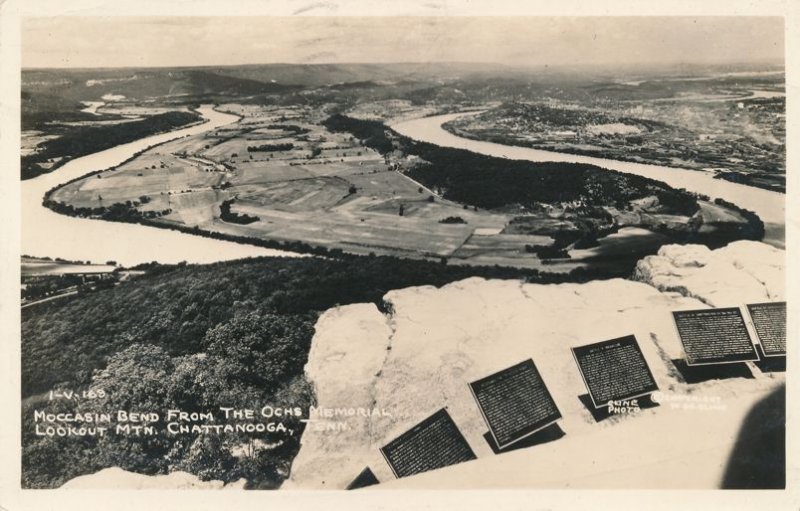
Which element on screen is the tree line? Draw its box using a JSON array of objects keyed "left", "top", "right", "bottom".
[
  {"left": 22, "top": 111, "right": 203, "bottom": 180},
  {"left": 21, "top": 252, "right": 621, "bottom": 489}
]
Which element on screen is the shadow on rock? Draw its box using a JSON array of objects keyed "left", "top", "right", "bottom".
[{"left": 721, "top": 383, "right": 785, "bottom": 489}]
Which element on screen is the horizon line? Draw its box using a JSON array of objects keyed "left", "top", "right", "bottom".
[{"left": 21, "top": 58, "right": 786, "bottom": 72}]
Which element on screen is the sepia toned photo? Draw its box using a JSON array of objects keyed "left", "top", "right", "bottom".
[{"left": 2, "top": 3, "right": 796, "bottom": 506}]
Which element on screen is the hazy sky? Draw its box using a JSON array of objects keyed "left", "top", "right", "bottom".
[{"left": 22, "top": 16, "right": 784, "bottom": 69}]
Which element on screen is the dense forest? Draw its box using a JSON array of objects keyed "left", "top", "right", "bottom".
[
  {"left": 22, "top": 254, "right": 608, "bottom": 489},
  {"left": 322, "top": 114, "right": 395, "bottom": 154},
  {"left": 404, "top": 147, "right": 699, "bottom": 214},
  {"left": 22, "top": 111, "right": 202, "bottom": 180},
  {"left": 323, "top": 114, "right": 700, "bottom": 215},
  {"left": 324, "top": 114, "right": 766, "bottom": 248}
]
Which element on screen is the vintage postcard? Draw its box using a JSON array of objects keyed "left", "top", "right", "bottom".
[{"left": 1, "top": 1, "right": 797, "bottom": 509}]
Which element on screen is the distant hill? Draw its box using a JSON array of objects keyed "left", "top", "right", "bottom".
[
  {"left": 21, "top": 62, "right": 513, "bottom": 101},
  {"left": 19, "top": 62, "right": 515, "bottom": 133},
  {"left": 207, "top": 62, "right": 514, "bottom": 86},
  {"left": 21, "top": 67, "right": 305, "bottom": 131},
  {"left": 22, "top": 67, "right": 300, "bottom": 104}
]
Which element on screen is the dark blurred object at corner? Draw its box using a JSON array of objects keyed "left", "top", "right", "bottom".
[{"left": 722, "top": 383, "right": 785, "bottom": 489}]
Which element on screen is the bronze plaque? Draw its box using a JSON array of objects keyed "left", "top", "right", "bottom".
[
  {"left": 380, "top": 409, "right": 476, "bottom": 479},
  {"left": 572, "top": 335, "right": 659, "bottom": 408},
  {"left": 469, "top": 359, "right": 562, "bottom": 449},
  {"left": 747, "top": 302, "right": 786, "bottom": 357},
  {"left": 673, "top": 308, "right": 759, "bottom": 365}
]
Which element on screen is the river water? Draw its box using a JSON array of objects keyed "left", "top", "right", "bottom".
[
  {"left": 22, "top": 106, "right": 299, "bottom": 267},
  {"left": 23, "top": 109, "right": 785, "bottom": 267},
  {"left": 391, "top": 113, "right": 785, "bottom": 246}
]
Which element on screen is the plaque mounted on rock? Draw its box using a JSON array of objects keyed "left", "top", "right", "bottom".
[
  {"left": 747, "top": 302, "right": 786, "bottom": 357},
  {"left": 572, "top": 335, "right": 659, "bottom": 409},
  {"left": 469, "top": 359, "right": 562, "bottom": 450},
  {"left": 380, "top": 408, "right": 476, "bottom": 479},
  {"left": 673, "top": 308, "right": 759, "bottom": 365}
]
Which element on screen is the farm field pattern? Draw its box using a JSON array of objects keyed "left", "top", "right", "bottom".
[{"left": 50, "top": 103, "right": 556, "bottom": 267}]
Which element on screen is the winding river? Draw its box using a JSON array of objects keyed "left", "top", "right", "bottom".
[
  {"left": 23, "top": 108, "right": 785, "bottom": 267},
  {"left": 391, "top": 113, "right": 785, "bottom": 247},
  {"left": 22, "top": 106, "right": 298, "bottom": 267}
]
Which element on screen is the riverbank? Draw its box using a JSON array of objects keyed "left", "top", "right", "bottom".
[
  {"left": 22, "top": 106, "right": 299, "bottom": 266},
  {"left": 391, "top": 112, "right": 785, "bottom": 248},
  {"left": 444, "top": 123, "right": 785, "bottom": 194},
  {"left": 22, "top": 110, "right": 206, "bottom": 181},
  {"left": 30, "top": 107, "right": 783, "bottom": 269}
]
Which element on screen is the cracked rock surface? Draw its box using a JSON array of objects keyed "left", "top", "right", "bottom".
[
  {"left": 286, "top": 241, "right": 785, "bottom": 489},
  {"left": 633, "top": 240, "right": 785, "bottom": 306}
]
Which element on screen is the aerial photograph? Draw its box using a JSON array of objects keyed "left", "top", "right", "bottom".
[{"left": 12, "top": 13, "right": 789, "bottom": 496}]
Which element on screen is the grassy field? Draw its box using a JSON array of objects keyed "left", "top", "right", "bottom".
[
  {"left": 50, "top": 104, "right": 531, "bottom": 264},
  {"left": 48, "top": 103, "right": 736, "bottom": 271}
]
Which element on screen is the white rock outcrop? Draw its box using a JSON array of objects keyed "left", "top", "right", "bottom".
[
  {"left": 61, "top": 467, "right": 247, "bottom": 489},
  {"left": 633, "top": 240, "right": 785, "bottom": 306},
  {"left": 286, "top": 241, "right": 785, "bottom": 489}
]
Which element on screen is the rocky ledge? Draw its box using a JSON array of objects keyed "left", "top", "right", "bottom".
[{"left": 286, "top": 241, "right": 785, "bottom": 489}]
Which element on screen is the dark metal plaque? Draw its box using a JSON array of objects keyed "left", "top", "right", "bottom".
[
  {"left": 572, "top": 335, "right": 659, "bottom": 409},
  {"left": 380, "top": 408, "right": 476, "bottom": 479},
  {"left": 747, "top": 302, "right": 786, "bottom": 357},
  {"left": 469, "top": 359, "right": 562, "bottom": 449},
  {"left": 673, "top": 308, "right": 759, "bottom": 365},
  {"left": 345, "top": 467, "right": 379, "bottom": 490}
]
